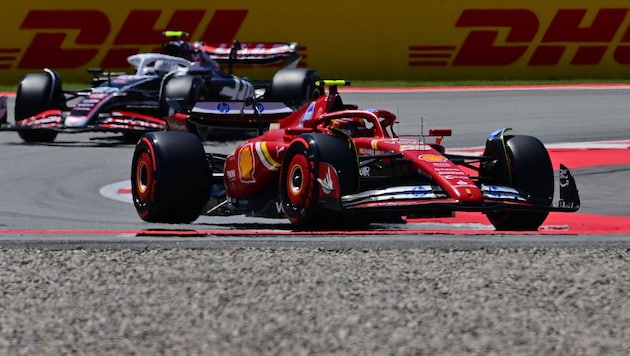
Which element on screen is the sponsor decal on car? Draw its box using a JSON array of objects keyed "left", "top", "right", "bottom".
[
  {"left": 237, "top": 144, "right": 256, "bottom": 183},
  {"left": 298, "top": 101, "right": 316, "bottom": 127},
  {"left": 317, "top": 166, "right": 335, "bottom": 195},
  {"left": 400, "top": 143, "right": 431, "bottom": 151},
  {"left": 419, "top": 154, "right": 447, "bottom": 162},
  {"left": 255, "top": 141, "right": 281, "bottom": 171},
  {"left": 217, "top": 102, "right": 230, "bottom": 113}
]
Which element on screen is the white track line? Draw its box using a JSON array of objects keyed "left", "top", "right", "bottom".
[{"left": 340, "top": 84, "right": 630, "bottom": 93}]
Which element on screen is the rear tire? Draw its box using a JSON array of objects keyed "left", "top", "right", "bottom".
[
  {"left": 268, "top": 68, "right": 322, "bottom": 108},
  {"left": 15, "top": 72, "right": 64, "bottom": 143},
  {"left": 483, "top": 135, "right": 554, "bottom": 230},
  {"left": 131, "top": 131, "right": 209, "bottom": 223},
  {"left": 161, "top": 75, "right": 205, "bottom": 115}
]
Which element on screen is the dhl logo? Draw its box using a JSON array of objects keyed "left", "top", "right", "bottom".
[
  {"left": 4, "top": 7, "right": 630, "bottom": 74},
  {"left": 0, "top": 9, "right": 256, "bottom": 70},
  {"left": 410, "top": 8, "right": 630, "bottom": 67}
]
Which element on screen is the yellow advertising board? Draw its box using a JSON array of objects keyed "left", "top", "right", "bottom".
[{"left": 3, "top": 1, "right": 630, "bottom": 83}]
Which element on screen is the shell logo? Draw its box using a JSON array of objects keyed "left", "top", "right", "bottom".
[
  {"left": 419, "top": 154, "right": 447, "bottom": 162},
  {"left": 238, "top": 144, "right": 255, "bottom": 183}
]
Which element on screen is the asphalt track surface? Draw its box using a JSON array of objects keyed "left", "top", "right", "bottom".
[{"left": 1, "top": 86, "right": 629, "bottom": 249}]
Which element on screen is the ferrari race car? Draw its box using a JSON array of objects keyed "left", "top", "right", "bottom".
[
  {"left": 130, "top": 81, "right": 580, "bottom": 231},
  {"left": 1, "top": 31, "right": 321, "bottom": 143}
]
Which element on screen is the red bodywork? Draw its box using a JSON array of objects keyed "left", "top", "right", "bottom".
[
  {"left": 222, "top": 89, "right": 482, "bottom": 209},
  {"left": 131, "top": 82, "right": 580, "bottom": 229}
]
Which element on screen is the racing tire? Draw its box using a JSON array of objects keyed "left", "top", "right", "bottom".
[
  {"left": 279, "top": 133, "right": 358, "bottom": 227},
  {"left": 268, "top": 68, "right": 322, "bottom": 108},
  {"left": 14, "top": 72, "right": 64, "bottom": 143},
  {"left": 483, "top": 135, "right": 554, "bottom": 231},
  {"left": 161, "top": 75, "right": 206, "bottom": 115},
  {"left": 131, "top": 131, "right": 209, "bottom": 223}
]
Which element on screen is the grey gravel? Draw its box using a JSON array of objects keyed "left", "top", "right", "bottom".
[{"left": 0, "top": 247, "right": 629, "bottom": 355}]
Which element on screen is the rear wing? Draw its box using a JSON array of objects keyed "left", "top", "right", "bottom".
[{"left": 200, "top": 41, "right": 301, "bottom": 69}]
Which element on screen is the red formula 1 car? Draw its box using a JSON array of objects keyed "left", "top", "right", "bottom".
[
  {"left": 130, "top": 81, "right": 580, "bottom": 230},
  {"left": 1, "top": 31, "right": 320, "bottom": 143}
]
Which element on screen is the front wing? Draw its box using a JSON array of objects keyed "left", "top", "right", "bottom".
[
  {"left": 2, "top": 110, "right": 167, "bottom": 133},
  {"left": 340, "top": 165, "right": 580, "bottom": 214}
]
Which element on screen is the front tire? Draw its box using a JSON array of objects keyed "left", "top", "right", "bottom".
[
  {"left": 279, "top": 133, "right": 358, "bottom": 226},
  {"left": 131, "top": 131, "right": 209, "bottom": 223},
  {"left": 482, "top": 135, "right": 554, "bottom": 230},
  {"left": 15, "top": 72, "right": 64, "bottom": 143}
]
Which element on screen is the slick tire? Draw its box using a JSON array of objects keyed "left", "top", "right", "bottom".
[
  {"left": 279, "top": 132, "right": 358, "bottom": 227},
  {"left": 131, "top": 131, "right": 209, "bottom": 223},
  {"left": 14, "top": 72, "right": 63, "bottom": 143},
  {"left": 268, "top": 68, "right": 322, "bottom": 108},
  {"left": 161, "top": 75, "right": 206, "bottom": 116},
  {"left": 484, "top": 135, "right": 554, "bottom": 231}
]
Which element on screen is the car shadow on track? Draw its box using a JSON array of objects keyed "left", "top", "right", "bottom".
[
  {"left": 4, "top": 131, "right": 258, "bottom": 148},
  {"left": 3, "top": 135, "right": 137, "bottom": 148},
  {"left": 188, "top": 220, "right": 410, "bottom": 233}
]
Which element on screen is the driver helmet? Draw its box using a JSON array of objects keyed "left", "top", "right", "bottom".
[
  {"left": 330, "top": 117, "right": 366, "bottom": 136},
  {"left": 152, "top": 60, "right": 176, "bottom": 74},
  {"left": 162, "top": 40, "right": 194, "bottom": 61}
]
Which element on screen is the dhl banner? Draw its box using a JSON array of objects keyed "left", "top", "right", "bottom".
[{"left": 3, "top": 1, "right": 630, "bottom": 83}]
